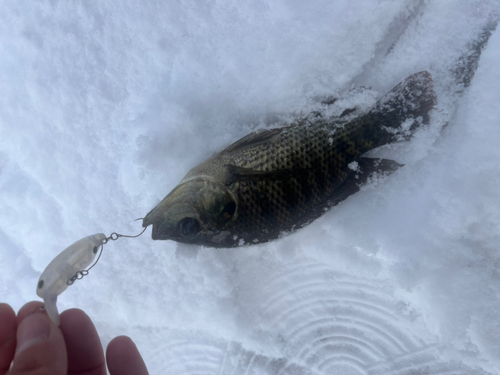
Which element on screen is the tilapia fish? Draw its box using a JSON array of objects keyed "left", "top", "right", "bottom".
[{"left": 143, "top": 71, "right": 436, "bottom": 248}]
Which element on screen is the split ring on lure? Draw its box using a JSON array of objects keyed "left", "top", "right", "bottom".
[{"left": 36, "top": 233, "right": 106, "bottom": 325}]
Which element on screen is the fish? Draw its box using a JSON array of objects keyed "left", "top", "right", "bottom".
[
  {"left": 142, "top": 71, "right": 437, "bottom": 248},
  {"left": 36, "top": 233, "right": 106, "bottom": 325}
]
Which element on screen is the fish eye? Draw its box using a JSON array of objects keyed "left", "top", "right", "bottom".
[
  {"left": 38, "top": 280, "right": 44, "bottom": 289},
  {"left": 178, "top": 217, "right": 201, "bottom": 238}
]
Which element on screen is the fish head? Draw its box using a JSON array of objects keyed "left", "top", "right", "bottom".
[{"left": 142, "top": 177, "right": 237, "bottom": 246}]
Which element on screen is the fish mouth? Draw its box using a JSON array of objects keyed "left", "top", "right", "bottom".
[
  {"left": 150, "top": 223, "right": 172, "bottom": 240},
  {"left": 143, "top": 216, "right": 175, "bottom": 240}
]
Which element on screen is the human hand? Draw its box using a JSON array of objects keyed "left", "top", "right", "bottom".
[{"left": 0, "top": 301, "right": 149, "bottom": 375}]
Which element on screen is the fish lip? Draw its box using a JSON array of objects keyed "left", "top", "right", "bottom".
[
  {"left": 143, "top": 215, "right": 175, "bottom": 240},
  {"left": 149, "top": 222, "right": 175, "bottom": 240},
  {"left": 151, "top": 229, "right": 164, "bottom": 240},
  {"left": 148, "top": 219, "right": 206, "bottom": 242},
  {"left": 142, "top": 213, "right": 153, "bottom": 229}
]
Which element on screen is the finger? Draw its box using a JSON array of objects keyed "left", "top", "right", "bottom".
[
  {"left": 0, "top": 304, "right": 16, "bottom": 375},
  {"left": 16, "top": 301, "right": 44, "bottom": 326},
  {"left": 106, "top": 336, "right": 149, "bottom": 375},
  {"left": 59, "top": 308, "right": 106, "bottom": 375},
  {"left": 9, "top": 312, "right": 66, "bottom": 375}
]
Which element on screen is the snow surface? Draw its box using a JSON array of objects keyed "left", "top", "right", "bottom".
[{"left": 1, "top": 0, "right": 499, "bottom": 374}]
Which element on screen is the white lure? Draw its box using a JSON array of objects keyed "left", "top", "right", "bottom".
[{"left": 36, "top": 233, "right": 106, "bottom": 325}]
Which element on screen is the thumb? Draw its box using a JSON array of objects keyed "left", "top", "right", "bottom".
[{"left": 9, "top": 313, "right": 67, "bottom": 375}]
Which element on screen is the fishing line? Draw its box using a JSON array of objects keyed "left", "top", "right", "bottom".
[{"left": 67, "top": 226, "right": 148, "bottom": 285}]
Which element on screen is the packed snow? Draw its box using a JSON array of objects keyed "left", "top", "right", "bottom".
[{"left": 0, "top": 0, "right": 499, "bottom": 374}]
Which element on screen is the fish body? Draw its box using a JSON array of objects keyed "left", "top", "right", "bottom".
[
  {"left": 36, "top": 233, "right": 106, "bottom": 324},
  {"left": 143, "top": 71, "right": 436, "bottom": 248}
]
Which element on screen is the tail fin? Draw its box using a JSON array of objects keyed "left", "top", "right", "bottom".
[{"left": 370, "top": 71, "right": 437, "bottom": 141}]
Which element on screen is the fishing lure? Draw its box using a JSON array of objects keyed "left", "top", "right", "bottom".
[
  {"left": 36, "top": 229, "right": 146, "bottom": 325},
  {"left": 36, "top": 234, "right": 105, "bottom": 325}
]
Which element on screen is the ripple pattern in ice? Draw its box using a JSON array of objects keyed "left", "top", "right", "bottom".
[
  {"left": 140, "top": 258, "right": 491, "bottom": 374},
  {"left": 146, "top": 331, "right": 316, "bottom": 375},
  {"left": 260, "top": 261, "right": 426, "bottom": 374}
]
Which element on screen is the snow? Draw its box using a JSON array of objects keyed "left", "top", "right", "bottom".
[{"left": 1, "top": 0, "right": 499, "bottom": 374}]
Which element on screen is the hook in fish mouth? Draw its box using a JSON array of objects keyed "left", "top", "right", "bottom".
[{"left": 142, "top": 175, "right": 238, "bottom": 245}]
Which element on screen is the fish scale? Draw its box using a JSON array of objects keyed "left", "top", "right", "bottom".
[
  {"left": 143, "top": 71, "right": 436, "bottom": 247},
  {"left": 227, "top": 118, "right": 374, "bottom": 240},
  {"left": 231, "top": 124, "right": 370, "bottom": 239}
]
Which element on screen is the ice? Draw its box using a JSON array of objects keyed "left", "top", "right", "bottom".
[{"left": 1, "top": 0, "right": 499, "bottom": 374}]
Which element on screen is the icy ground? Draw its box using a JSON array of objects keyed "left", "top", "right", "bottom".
[{"left": 1, "top": 1, "right": 500, "bottom": 374}]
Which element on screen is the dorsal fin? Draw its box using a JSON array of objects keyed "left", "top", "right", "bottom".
[{"left": 223, "top": 128, "right": 283, "bottom": 153}]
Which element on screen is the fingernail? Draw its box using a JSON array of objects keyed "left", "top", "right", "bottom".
[{"left": 16, "top": 313, "right": 51, "bottom": 355}]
